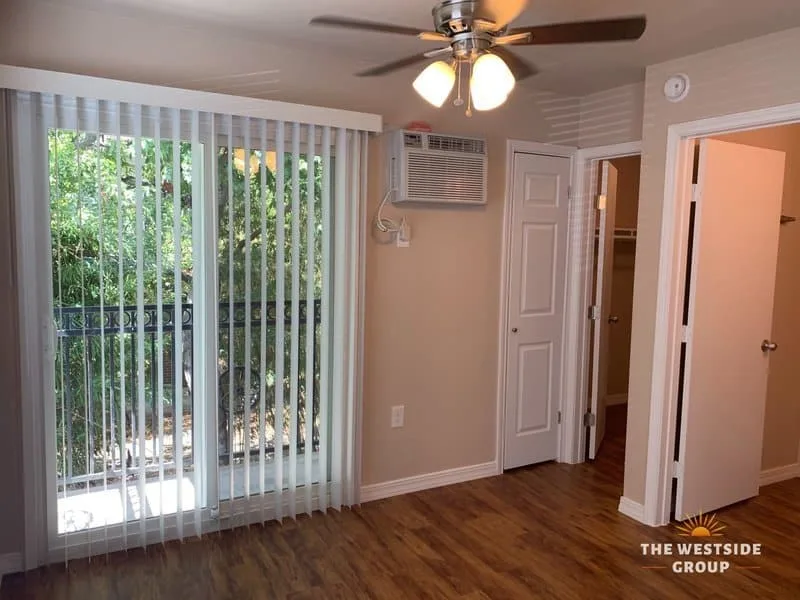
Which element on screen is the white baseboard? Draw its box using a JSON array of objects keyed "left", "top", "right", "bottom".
[
  {"left": 360, "top": 461, "right": 499, "bottom": 503},
  {"left": 0, "top": 552, "right": 23, "bottom": 581},
  {"left": 618, "top": 496, "right": 646, "bottom": 523},
  {"left": 605, "top": 393, "right": 628, "bottom": 406},
  {"left": 760, "top": 463, "right": 800, "bottom": 487}
]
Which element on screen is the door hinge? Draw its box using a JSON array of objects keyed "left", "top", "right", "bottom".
[
  {"left": 673, "top": 460, "right": 683, "bottom": 479},
  {"left": 557, "top": 410, "right": 562, "bottom": 425},
  {"left": 681, "top": 325, "right": 690, "bottom": 343},
  {"left": 597, "top": 194, "right": 607, "bottom": 210},
  {"left": 588, "top": 305, "right": 600, "bottom": 321},
  {"left": 691, "top": 183, "right": 699, "bottom": 204},
  {"left": 583, "top": 411, "right": 596, "bottom": 427}
]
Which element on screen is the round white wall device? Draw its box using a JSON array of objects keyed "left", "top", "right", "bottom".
[{"left": 664, "top": 73, "right": 690, "bottom": 102}]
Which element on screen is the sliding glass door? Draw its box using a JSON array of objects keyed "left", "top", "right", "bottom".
[
  {"left": 48, "top": 110, "right": 206, "bottom": 550},
  {"left": 8, "top": 88, "right": 366, "bottom": 565}
]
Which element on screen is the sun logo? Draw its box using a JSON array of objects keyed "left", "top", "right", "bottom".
[{"left": 675, "top": 512, "right": 726, "bottom": 537}]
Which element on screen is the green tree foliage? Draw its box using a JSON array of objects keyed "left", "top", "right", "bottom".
[{"left": 50, "top": 129, "right": 324, "bottom": 482}]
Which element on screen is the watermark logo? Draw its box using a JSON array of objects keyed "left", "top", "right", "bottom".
[
  {"left": 674, "top": 512, "right": 726, "bottom": 538},
  {"left": 641, "top": 512, "right": 762, "bottom": 574}
]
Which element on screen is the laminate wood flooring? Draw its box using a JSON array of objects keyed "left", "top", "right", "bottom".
[{"left": 3, "top": 405, "right": 799, "bottom": 599}]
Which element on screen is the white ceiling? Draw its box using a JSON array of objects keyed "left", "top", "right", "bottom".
[{"left": 43, "top": 0, "right": 800, "bottom": 95}]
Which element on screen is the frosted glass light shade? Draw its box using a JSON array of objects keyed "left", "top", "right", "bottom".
[
  {"left": 413, "top": 61, "right": 456, "bottom": 107},
  {"left": 470, "top": 53, "right": 515, "bottom": 111}
]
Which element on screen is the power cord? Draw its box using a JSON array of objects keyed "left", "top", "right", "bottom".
[
  {"left": 375, "top": 188, "right": 402, "bottom": 234},
  {"left": 372, "top": 187, "right": 411, "bottom": 246}
]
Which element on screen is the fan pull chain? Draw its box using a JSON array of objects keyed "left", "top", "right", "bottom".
[
  {"left": 465, "top": 58, "right": 473, "bottom": 118},
  {"left": 454, "top": 59, "right": 464, "bottom": 107}
]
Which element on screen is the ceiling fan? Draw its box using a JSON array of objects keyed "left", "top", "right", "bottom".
[{"left": 310, "top": 0, "right": 646, "bottom": 115}]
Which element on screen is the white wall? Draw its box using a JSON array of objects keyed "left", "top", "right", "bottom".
[{"left": 579, "top": 83, "right": 645, "bottom": 148}]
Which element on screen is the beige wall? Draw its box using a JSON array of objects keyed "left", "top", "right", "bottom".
[
  {"left": 606, "top": 155, "right": 641, "bottom": 397},
  {"left": 711, "top": 125, "right": 800, "bottom": 471},
  {"left": 626, "top": 27, "right": 800, "bottom": 505},
  {"left": 579, "top": 83, "right": 645, "bottom": 148},
  {"left": 0, "top": 0, "right": 581, "bottom": 554}
]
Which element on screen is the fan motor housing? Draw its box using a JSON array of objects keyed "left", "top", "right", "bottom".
[{"left": 433, "top": 0, "right": 505, "bottom": 35}]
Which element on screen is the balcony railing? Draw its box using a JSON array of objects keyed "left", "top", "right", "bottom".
[{"left": 54, "top": 300, "right": 321, "bottom": 490}]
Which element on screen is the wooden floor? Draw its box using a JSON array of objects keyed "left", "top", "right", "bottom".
[{"left": 3, "top": 406, "right": 800, "bottom": 599}]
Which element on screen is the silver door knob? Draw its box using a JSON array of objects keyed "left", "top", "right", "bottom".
[
  {"left": 511, "top": 328, "right": 518, "bottom": 333},
  {"left": 608, "top": 316, "right": 619, "bottom": 324},
  {"left": 761, "top": 340, "right": 778, "bottom": 352}
]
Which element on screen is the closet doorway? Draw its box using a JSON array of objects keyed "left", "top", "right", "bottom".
[{"left": 586, "top": 153, "right": 641, "bottom": 466}]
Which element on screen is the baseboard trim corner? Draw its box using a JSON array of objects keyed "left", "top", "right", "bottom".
[
  {"left": 618, "top": 496, "right": 646, "bottom": 523},
  {"left": 360, "top": 461, "right": 499, "bottom": 504},
  {"left": 0, "top": 552, "right": 23, "bottom": 581},
  {"left": 760, "top": 463, "right": 800, "bottom": 487}
]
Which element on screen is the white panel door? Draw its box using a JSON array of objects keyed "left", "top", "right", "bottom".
[
  {"left": 676, "top": 139, "right": 785, "bottom": 518},
  {"left": 504, "top": 152, "right": 570, "bottom": 469},
  {"left": 589, "top": 161, "right": 618, "bottom": 459}
]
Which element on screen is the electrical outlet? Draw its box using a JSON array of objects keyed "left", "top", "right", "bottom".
[
  {"left": 391, "top": 405, "right": 405, "bottom": 428},
  {"left": 396, "top": 220, "right": 411, "bottom": 248}
]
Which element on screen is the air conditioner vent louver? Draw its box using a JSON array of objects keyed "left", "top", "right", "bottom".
[
  {"left": 406, "top": 152, "right": 485, "bottom": 204},
  {"left": 427, "top": 135, "right": 486, "bottom": 155},
  {"left": 386, "top": 130, "right": 488, "bottom": 206},
  {"left": 403, "top": 132, "right": 423, "bottom": 148}
]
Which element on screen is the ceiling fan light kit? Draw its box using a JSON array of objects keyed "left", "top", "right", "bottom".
[
  {"left": 413, "top": 61, "right": 457, "bottom": 107},
  {"left": 310, "top": 0, "right": 647, "bottom": 117},
  {"left": 471, "top": 53, "right": 515, "bottom": 110}
]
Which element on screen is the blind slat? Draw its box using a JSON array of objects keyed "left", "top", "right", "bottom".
[
  {"left": 172, "top": 107, "right": 184, "bottom": 540},
  {"left": 134, "top": 103, "right": 147, "bottom": 547},
  {"left": 318, "top": 126, "right": 331, "bottom": 512},
  {"left": 288, "top": 123, "right": 301, "bottom": 519},
  {"left": 116, "top": 102, "right": 129, "bottom": 548},
  {"left": 226, "top": 115, "right": 235, "bottom": 513},
  {"left": 154, "top": 114, "right": 166, "bottom": 545},
  {"left": 258, "top": 119, "right": 268, "bottom": 525},
  {"left": 274, "top": 120, "right": 286, "bottom": 520},
  {"left": 304, "top": 124, "right": 315, "bottom": 515}
]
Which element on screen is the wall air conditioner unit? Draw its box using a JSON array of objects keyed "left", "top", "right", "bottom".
[{"left": 386, "top": 130, "right": 488, "bottom": 205}]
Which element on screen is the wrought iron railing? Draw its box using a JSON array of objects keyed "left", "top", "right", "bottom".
[{"left": 54, "top": 300, "right": 321, "bottom": 489}]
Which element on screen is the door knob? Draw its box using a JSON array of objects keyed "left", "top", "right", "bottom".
[
  {"left": 608, "top": 316, "right": 619, "bottom": 324},
  {"left": 511, "top": 328, "right": 518, "bottom": 333},
  {"left": 761, "top": 340, "right": 778, "bottom": 352}
]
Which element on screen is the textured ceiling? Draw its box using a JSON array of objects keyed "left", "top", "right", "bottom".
[{"left": 42, "top": 0, "right": 800, "bottom": 95}]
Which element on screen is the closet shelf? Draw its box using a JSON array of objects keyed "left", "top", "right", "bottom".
[{"left": 594, "top": 227, "right": 637, "bottom": 241}]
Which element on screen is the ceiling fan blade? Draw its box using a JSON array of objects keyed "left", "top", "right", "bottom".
[
  {"left": 492, "top": 46, "right": 538, "bottom": 81},
  {"left": 474, "top": 0, "right": 529, "bottom": 30},
  {"left": 507, "top": 16, "right": 646, "bottom": 45},
  {"left": 356, "top": 53, "right": 431, "bottom": 77},
  {"left": 493, "top": 32, "right": 532, "bottom": 45},
  {"left": 419, "top": 31, "right": 451, "bottom": 42},
  {"left": 424, "top": 47, "right": 454, "bottom": 59},
  {"left": 310, "top": 15, "right": 429, "bottom": 37}
]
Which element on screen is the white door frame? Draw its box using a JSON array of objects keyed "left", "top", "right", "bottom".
[
  {"left": 563, "top": 141, "right": 641, "bottom": 465},
  {"left": 643, "top": 102, "right": 800, "bottom": 527},
  {"left": 496, "top": 139, "right": 576, "bottom": 472}
]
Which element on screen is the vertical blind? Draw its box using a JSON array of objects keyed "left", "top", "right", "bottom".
[{"left": 9, "top": 90, "right": 366, "bottom": 563}]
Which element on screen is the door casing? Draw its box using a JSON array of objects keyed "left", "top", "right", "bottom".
[
  {"left": 566, "top": 142, "right": 641, "bottom": 470},
  {"left": 644, "top": 104, "right": 800, "bottom": 528}
]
